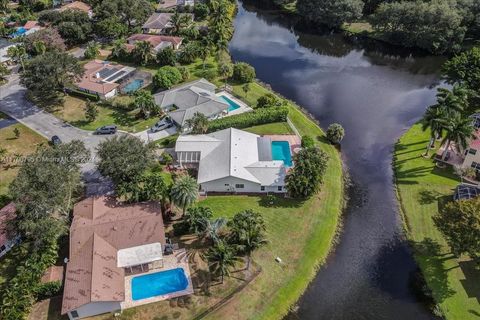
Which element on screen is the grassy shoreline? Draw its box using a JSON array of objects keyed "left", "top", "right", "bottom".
[{"left": 393, "top": 124, "right": 479, "bottom": 319}]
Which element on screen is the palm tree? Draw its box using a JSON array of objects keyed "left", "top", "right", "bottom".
[
  {"left": 433, "top": 85, "right": 469, "bottom": 115},
  {"left": 203, "top": 217, "right": 227, "bottom": 244},
  {"left": 204, "top": 240, "right": 240, "bottom": 284},
  {"left": 242, "top": 83, "right": 250, "bottom": 98},
  {"left": 218, "top": 62, "right": 233, "bottom": 89},
  {"left": 170, "top": 12, "right": 191, "bottom": 35},
  {"left": 133, "top": 41, "right": 154, "bottom": 66},
  {"left": 228, "top": 210, "right": 267, "bottom": 270},
  {"left": 170, "top": 174, "right": 198, "bottom": 216},
  {"left": 184, "top": 206, "right": 213, "bottom": 234},
  {"left": 111, "top": 39, "right": 127, "bottom": 60},
  {"left": 440, "top": 113, "right": 475, "bottom": 160},
  {"left": 134, "top": 90, "right": 158, "bottom": 118},
  {"left": 421, "top": 106, "right": 447, "bottom": 156},
  {"left": 185, "top": 112, "right": 209, "bottom": 134}
]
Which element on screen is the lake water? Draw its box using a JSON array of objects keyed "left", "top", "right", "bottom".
[{"left": 230, "top": 1, "right": 446, "bottom": 319}]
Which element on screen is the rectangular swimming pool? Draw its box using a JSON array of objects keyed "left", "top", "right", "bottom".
[
  {"left": 271, "top": 141, "right": 292, "bottom": 167},
  {"left": 220, "top": 95, "right": 241, "bottom": 112},
  {"left": 131, "top": 268, "right": 189, "bottom": 301}
]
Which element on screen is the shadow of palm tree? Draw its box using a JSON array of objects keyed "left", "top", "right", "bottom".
[
  {"left": 459, "top": 260, "right": 480, "bottom": 304},
  {"left": 417, "top": 189, "right": 442, "bottom": 205}
]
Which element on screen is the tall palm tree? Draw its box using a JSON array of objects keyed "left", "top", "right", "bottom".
[
  {"left": 134, "top": 90, "right": 158, "bottom": 118},
  {"left": 133, "top": 41, "right": 154, "bottom": 66},
  {"left": 204, "top": 240, "right": 240, "bottom": 284},
  {"left": 228, "top": 210, "right": 267, "bottom": 270},
  {"left": 170, "top": 174, "right": 198, "bottom": 216},
  {"left": 111, "top": 38, "right": 127, "bottom": 59},
  {"left": 421, "top": 106, "right": 447, "bottom": 156},
  {"left": 440, "top": 113, "right": 475, "bottom": 160},
  {"left": 433, "top": 85, "right": 469, "bottom": 115}
]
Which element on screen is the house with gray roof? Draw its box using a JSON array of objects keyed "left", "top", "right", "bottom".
[
  {"left": 154, "top": 79, "right": 230, "bottom": 128},
  {"left": 175, "top": 128, "right": 291, "bottom": 194}
]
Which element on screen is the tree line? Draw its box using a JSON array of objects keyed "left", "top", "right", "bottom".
[{"left": 270, "top": 0, "right": 480, "bottom": 54}]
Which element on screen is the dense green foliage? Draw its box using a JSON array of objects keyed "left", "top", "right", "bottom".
[
  {"left": 184, "top": 206, "right": 213, "bottom": 234},
  {"left": 232, "top": 62, "right": 256, "bottom": 83},
  {"left": 35, "top": 280, "right": 62, "bottom": 300},
  {"left": 207, "top": 106, "right": 289, "bottom": 132},
  {"left": 285, "top": 147, "right": 329, "bottom": 198},
  {"left": 20, "top": 51, "right": 83, "bottom": 105},
  {"left": 433, "top": 197, "right": 480, "bottom": 261},
  {"left": 39, "top": 9, "right": 92, "bottom": 46},
  {"left": 10, "top": 141, "right": 89, "bottom": 247},
  {"left": 297, "top": 0, "right": 363, "bottom": 28},
  {"left": 301, "top": 135, "right": 315, "bottom": 148},
  {"left": 326, "top": 123, "right": 345, "bottom": 144},
  {"left": 153, "top": 66, "right": 182, "bottom": 89},
  {"left": 257, "top": 93, "right": 283, "bottom": 108},
  {"left": 156, "top": 47, "right": 177, "bottom": 66},
  {"left": 185, "top": 112, "right": 209, "bottom": 133},
  {"left": 370, "top": 0, "right": 466, "bottom": 54},
  {"left": 96, "top": 135, "right": 155, "bottom": 185}
]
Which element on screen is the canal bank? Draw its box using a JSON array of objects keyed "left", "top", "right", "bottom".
[{"left": 228, "top": 1, "right": 446, "bottom": 319}]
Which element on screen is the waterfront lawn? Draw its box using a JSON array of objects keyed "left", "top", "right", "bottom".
[
  {"left": 394, "top": 123, "right": 479, "bottom": 320},
  {"left": 0, "top": 114, "right": 46, "bottom": 201},
  {"left": 52, "top": 96, "right": 159, "bottom": 133},
  {"left": 244, "top": 122, "right": 293, "bottom": 135}
]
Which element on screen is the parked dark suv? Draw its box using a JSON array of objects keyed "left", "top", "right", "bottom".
[
  {"left": 50, "top": 135, "right": 62, "bottom": 146},
  {"left": 94, "top": 125, "right": 117, "bottom": 135}
]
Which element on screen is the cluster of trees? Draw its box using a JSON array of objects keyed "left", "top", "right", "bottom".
[
  {"left": 421, "top": 47, "right": 479, "bottom": 159},
  {"left": 1, "top": 141, "right": 89, "bottom": 319},
  {"left": 286, "top": 137, "right": 330, "bottom": 198},
  {"left": 275, "top": 0, "right": 480, "bottom": 54},
  {"left": 184, "top": 207, "right": 267, "bottom": 281}
]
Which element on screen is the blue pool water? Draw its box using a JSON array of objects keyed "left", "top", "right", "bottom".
[
  {"left": 10, "top": 27, "right": 27, "bottom": 38},
  {"left": 123, "top": 79, "right": 144, "bottom": 93},
  {"left": 131, "top": 268, "right": 189, "bottom": 301},
  {"left": 271, "top": 141, "right": 292, "bottom": 167},
  {"left": 220, "top": 95, "right": 241, "bottom": 111}
]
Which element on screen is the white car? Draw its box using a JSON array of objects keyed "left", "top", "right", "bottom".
[{"left": 150, "top": 117, "right": 174, "bottom": 133}]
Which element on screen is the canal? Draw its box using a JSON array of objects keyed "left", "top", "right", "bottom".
[{"left": 229, "top": 1, "right": 446, "bottom": 319}]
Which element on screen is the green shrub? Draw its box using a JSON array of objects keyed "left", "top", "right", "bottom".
[
  {"left": 153, "top": 66, "right": 182, "bottom": 89},
  {"left": 36, "top": 281, "right": 62, "bottom": 300},
  {"left": 301, "top": 135, "right": 315, "bottom": 148},
  {"left": 177, "top": 66, "right": 190, "bottom": 81},
  {"left": 173, "top": 221, "right": 190, "bottom": 236},
  {"left": 200, "top": 68, "right": 217, "bottom": 81},
  {"left": 257, "top": 93, "right": 282, "bottom": 108},
  {"left": 208, "top": 107, "right": 288, "bottom": 132},
  {"left": 233, "top": 62, "right": 256, "bottom": 83},
  {"left": 156, "top": 47, "right": 176, "bottom": 66}
]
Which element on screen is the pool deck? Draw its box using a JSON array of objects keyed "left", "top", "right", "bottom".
[
  {"left": 121, "top": 248, "right": 194, "bottom": 310},
  {"left": 265, "top": 134, "right": 301, "bottom": 155},
  {"left": 216, "top": 91, "right": 253, "bottom": 116}
]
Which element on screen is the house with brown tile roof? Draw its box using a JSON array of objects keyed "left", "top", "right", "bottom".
[
  {"left": 126, "top": 34, "right": 183, "bottom": 52},
  {"left": 75, "top": 60, "right": 135, "bottom": 99},
  {"left": 58, "top": 1, "right": 93, "bottom": 17},
  {"left": 0, "top": 203, "right": 20, "bottom": 259},
  {"left": 61, "top": 196, "right": 170, "bottom": 319}
]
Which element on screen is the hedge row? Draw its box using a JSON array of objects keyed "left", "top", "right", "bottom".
[
  {"left": 207, "top": 107, "right": 289, "bottom": 132},
  {"left": 66, "top": 88, "right": 100, "bottom": 101}
]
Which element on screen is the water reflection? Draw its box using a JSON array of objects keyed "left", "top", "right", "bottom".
[{"left": 230, "top": 2, "right": 445, "bottom": 319}]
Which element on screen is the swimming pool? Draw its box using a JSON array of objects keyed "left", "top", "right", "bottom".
[
  {"left": 271, "top": 141, "right": 292, "bottom": 167},
  {"left": 220, "top": 95, "right": 241, "bottom": 112},
  {"left": 10, "top": 27, "right": 27, "bottom": 38},
  {"left": 131, "top": 268, "right": 189, "bottom": 301},
  {"left": 123, "top": 79, "right": 144, "bottom": 93}
]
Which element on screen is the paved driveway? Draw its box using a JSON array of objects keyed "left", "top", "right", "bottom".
[{"left": 0, "top": 74, "right": 114, "bottom": 194}]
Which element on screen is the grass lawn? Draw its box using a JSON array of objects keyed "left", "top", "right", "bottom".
[
  {"left": 0, "top": 114, "right": 46, "bottom": 200},
  {"left": 244, "top": 122, "right": 294, "bottom": 135},
  {"left": 394, "top": 123, "right": 480, "bottom": 319},
  {"left": 52, "top": 96, "right": 159, "bottom": 133}
]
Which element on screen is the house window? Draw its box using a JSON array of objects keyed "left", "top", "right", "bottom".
[
  {"left": 235, "top": 184, "right": 244, "bottom": 189},
  {"left": 260, "top": 186, "right": 265, "bottom": 191},
  {"left": 277, "top": 186, "right": 283, "bottom": 191},
  {"left": 472, "top": 162, "right": 480, "bottom": 171},
  {"left": 70, "top": 310, "right": 79, "bottom": 318},
  {"left": 469, "top": 148, "right": 477, "bottom": 155}
]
